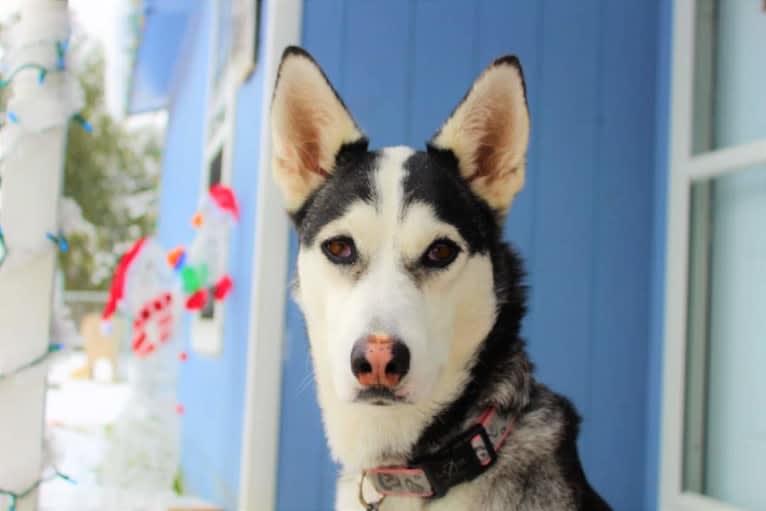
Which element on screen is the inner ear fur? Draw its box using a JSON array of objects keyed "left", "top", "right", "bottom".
[
  {"left": 429, "top": 55, "right": 530, "bottom": 215},
  {"left": 271, "top": 46, "right": 366, "bottom": 212}
]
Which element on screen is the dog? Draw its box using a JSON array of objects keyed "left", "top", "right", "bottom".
[{"left": 270, "top": 46, "right": 611, "bottom": 511}]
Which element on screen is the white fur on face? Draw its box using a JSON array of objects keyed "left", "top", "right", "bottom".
[{"left": 295, "top": 147, "right": 498, "bottom": 468}]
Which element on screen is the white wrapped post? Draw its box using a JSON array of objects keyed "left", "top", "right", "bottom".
[{"left": 0, "top": 1, "right": 80, "bottom": 510}]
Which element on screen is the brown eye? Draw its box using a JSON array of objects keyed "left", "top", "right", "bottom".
[
  {"left": 322, "top": 236, "right": 357, "bottom": 265},
  {"left": 422, "top": 239, "right": 461, "bottom": 268}
]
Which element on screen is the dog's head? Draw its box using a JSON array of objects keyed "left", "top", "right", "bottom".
[{"left": 271, "top": 47, "right": 529, "bottom": 412}]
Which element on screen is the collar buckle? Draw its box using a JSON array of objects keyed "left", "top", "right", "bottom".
[
  {"left": 366, "top": 409, "right": 512, "bottom": 501},
  {"left": 417, "top": 422, "right": 498, "bottom": 499}
]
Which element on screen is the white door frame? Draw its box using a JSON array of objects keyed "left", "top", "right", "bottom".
[
  {"left": 659, "top": 1, "right": 766, "bottom": 510},
  {"left": 237, "top": 0, "right": 302, "bottom": 510}
]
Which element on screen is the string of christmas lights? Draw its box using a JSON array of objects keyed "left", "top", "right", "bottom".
[
  {"left": 0, "top": 37, "right": 91, "bottom": 162},
  {"left": 0, "top": 227, "right": 6, "bottom": 266},
  {"left": 0, "top": 5, "right": 79, "bottom": 509},
  {"left": 0, "top": 38, "right": 68, "bottom": 89},
  {"left": 0, "top": 227, "right": 69, "bottom": 271},
  {"left": 0, "top": 63, "right": 49, "bottom": 88},
  {"left": 45, "top": 230, "right": 68, "bottom": 253},
  {"left": 2, "top": 110, "right": 93, "bottom": 133},
  {"left": 0, "top": 343, "right": 63, "bottom": 382},
  {"left": 0, "top": 468, "right": 75, "bottom": 511}
]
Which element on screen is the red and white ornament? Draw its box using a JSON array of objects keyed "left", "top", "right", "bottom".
[
  {"left": 102, "top": 237, "right": 177, "bottom": 357},
  {"left": 167, "top": 185, "right": 240, "bottom": 311}
]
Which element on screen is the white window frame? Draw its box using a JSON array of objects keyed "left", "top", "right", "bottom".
[
  {"left": 236, "top": 0, "right": 301, "bottom": 509},
  {"left": 192, "top": 0, "right": 259, "bottom": 356},
  {"left": 191, "top": 85, "right": 233, "bottom": 355},
  {"left": 191, "top": 70, "right": 235, "bottom": 355},
  {"left": 660, "top": 1, "right": 766, "bottom": 510}
]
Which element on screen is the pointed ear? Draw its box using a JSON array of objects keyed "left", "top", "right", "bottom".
[
  {"left": 271, "top": 46, "right": 366, "bottom": 212},
  {"left": 429, "top": 56, "right": 530, "bottom": 215}
]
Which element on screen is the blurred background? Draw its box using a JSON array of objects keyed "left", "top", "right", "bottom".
[{"left": 0, "top": 1, "right": 763, "bottom": 511}]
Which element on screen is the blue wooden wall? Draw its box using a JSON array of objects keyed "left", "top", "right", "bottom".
[{"left": 276, "top": 1, "right": 662, "bottom": 510}]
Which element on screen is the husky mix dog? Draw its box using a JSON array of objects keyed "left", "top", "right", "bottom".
[{"left": 270, "top": 46, "right": 611, "bottom": 511}]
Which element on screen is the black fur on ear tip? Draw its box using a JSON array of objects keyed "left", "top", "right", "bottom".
[
  {"left": 272, "top": 45, "right": 365, "bottom": 136},
  {"left": 490, "top": 54, "right": 528, "bottom": 106},
  {"left": 491, "top": 54, "right": 522, "bottom": 70},
  {"left": 273, "top": 46, "right": 316, "bottom": 102},
  {"left": 281, "top": 45, "right": 313, "bottom": 62}
]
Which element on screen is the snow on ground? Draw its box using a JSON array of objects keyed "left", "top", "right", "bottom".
[{"left": 40, "top": 352, "right": 216, "bottom": 511}]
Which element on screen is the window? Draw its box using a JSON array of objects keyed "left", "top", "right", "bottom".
[
  {"left": 192, "top": 0, "right": 259, "bottom": 356},
  {"left": 190, "top": 145, "right": 228, "bottom": 356},
  {"left": 661, "top": 1, "right": 766, "bottom": 510},
  {"left": 201, "top": 147, "right": 223, "bottom": 325}
]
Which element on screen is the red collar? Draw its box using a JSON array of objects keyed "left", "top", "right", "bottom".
[{"left": 365, "top": 408, "right": 514, "bottom": 500}]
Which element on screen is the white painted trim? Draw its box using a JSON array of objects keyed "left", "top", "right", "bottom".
[
  {"left": 191, "top": 86, "right": 234, "bottom": 356},
  {"left": 673, "top": 494, "right": 743, "bottom": 511},
  {"left": 685, "top": 139, "right": 766, "bottom": 180},
  {"left": 660, "top": 2, "right": 696, "bottom": 506},
  {"left": 191, "top": 1, "right": 240, "bottom": 358},
  {"left": 660, "top": 1, "right": 766, "bottom": 510},
  {"left": 237, "top": 0, "right": 302, "bottom": 509}
]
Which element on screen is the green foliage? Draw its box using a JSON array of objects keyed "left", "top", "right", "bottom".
[
  {"left": 172, "top": 469, "right": 184, "bottom": 496},
  {"left": 60, "top": 48, "right": 163, "bottom": 291}
]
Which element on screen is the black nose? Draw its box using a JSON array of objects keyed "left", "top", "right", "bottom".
[{"left": 350, "top": 334, "right": 410, "bottom": 388}]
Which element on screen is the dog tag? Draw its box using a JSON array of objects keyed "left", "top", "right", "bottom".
[{"left": 359, "top": 472, "right": 386, "bottom": 511}]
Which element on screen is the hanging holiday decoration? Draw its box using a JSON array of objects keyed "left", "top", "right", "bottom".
[
  {"left": 102, "top": 238, "right": 176, "bottom": 357},
  {"left": 95, "top": 187, "right": 240, "bottom": 496},
  {"left": 99, "top": 238, "right": 182, "bottom": 494},
  {"left": 167, "top": 185, "right": 239, "bottom": 311}
]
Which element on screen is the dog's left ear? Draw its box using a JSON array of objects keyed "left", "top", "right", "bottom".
[{"left": 429, "top": 56, "right": 529, "bottom": 215}]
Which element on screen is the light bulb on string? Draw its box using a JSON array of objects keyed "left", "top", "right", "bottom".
[
  {"left": 0, "top": 343, "right": 64, "bottom": 383},
  {"left": 45, "top": 230, "right": 68, "bottom": 253},
  {"left": 0, "top": 468, "right": 75, "bottom": 511},
  {"left": 0, "top": 228, "right": 7, "bottom": 267}
]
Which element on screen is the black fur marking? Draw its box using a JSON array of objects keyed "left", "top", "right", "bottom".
[
  {"left": 356, "top": 386, "right": 401, "bottom": 402},
  {"left": 291, "top": 145, "right": 378, "bottom": 245},
  {"left": 554, "top": 398, "right": 612, "bottom": 510},
  {"left": 402, "top": 151, "right": 497, "bottom": 255}
]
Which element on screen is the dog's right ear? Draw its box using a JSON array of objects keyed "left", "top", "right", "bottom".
[{"left": 271, "top": 46, "right": 366, "bottom": 212}]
